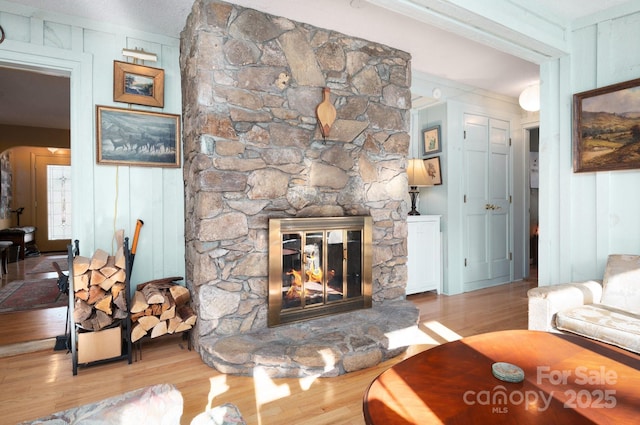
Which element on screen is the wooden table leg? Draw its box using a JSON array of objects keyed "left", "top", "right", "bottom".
[
  {"left": 1, "top": 247, "right": 6, "bottom": 275},
  {"left": 0, "top": 242, "right": 13, "bottom": 276}
]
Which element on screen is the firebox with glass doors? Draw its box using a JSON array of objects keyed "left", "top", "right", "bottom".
[{"left": 268, "top": 216, "right": 372, "bottom": 327}]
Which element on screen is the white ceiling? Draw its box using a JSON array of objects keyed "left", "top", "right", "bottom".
[{"left": 0, "top": 0, "right": 633, "bottom": 130}]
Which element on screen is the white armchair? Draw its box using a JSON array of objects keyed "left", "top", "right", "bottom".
[
  {"left": 528, "top": 254, "right": 640, "bottom": 354},
  {"left": 528, "top": 279, "right": 603, "bottom": 332}
]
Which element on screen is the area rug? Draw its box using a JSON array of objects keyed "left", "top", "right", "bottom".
[
  {"left": 26, "top": 255, "right": 68, "bottom": 275},
  {"left": 0, "top": 278, "right": 66, "bottom": 313}
]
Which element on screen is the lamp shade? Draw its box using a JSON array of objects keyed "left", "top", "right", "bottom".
[
  {"left": 407, "top": 159, "right": 431, "bottom": 187},
  {"left": 519, "top": 83, "right": 540, "bottom": 112}
]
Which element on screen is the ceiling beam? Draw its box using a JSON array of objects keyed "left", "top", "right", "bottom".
[{"left": 366, "top": 0, "right": 569, "bottom": 63}]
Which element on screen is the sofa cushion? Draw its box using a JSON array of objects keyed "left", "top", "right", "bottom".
[
  {"left": 601, "top": 254, "right": 640, "bottom": 315},
  {"left": 556, "top": 304, "right": 640, "bottom": 354}
]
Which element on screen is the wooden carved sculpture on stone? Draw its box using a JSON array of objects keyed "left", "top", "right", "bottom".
[{"left": 316, "top": 87, "right": 336, "bottom": 139}]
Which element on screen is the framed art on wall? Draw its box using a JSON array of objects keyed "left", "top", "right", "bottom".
[
  {"left": 423, "top": 156, "right": 442, "bottom": 186},
  {"left": 96, "top": 105, "right": 180, "bottom": 168},
  {"left": 573, "top": 77, "right": 640, "bottom": 172},
  {"left": 422, "top": 125, "right": 442, "bottom": 157},
  {"left": 113, "top": 61, "right": 165, "bottom": 107}
]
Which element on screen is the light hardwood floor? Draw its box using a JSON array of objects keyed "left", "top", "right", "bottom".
[{"left": 0, "top": 256, "right": 536, "bottom": 424}]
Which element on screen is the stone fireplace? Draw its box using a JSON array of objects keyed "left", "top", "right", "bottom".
[{"left": 180, "top": 0, "right": 418, "bottom": 376}]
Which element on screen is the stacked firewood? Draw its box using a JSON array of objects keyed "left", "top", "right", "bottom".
[
  {"left": 72, "top": 245, "right": 128, "bottom": 331},
  {"left": 130, "top": 277, "right": 197, "bottom": 343}
]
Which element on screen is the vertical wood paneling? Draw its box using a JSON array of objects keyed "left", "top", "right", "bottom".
[
  {"left": 161, "top": 168, "right": 186, "bottom": 278},
  {"left": 538, "top": 60, "right": 559, "bottom": 286},
  {"left": 149, "top": 167, "right": 165, "bottom": 280},
  {"left": 567, "top": 25, "right": 599, "bottom": 282}
]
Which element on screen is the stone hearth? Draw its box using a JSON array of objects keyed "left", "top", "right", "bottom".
[
  {"left": 180, "top": 0, "right": 416, "bottom": 376},
  {"left": 200, "top": 300, "right": 418, "bottom": 377}
]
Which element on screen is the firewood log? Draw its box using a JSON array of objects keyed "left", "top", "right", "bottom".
[
  {"left": 115, "top": 246, "right": 126, "bottom": 269},
  {"left": 159, "top": 305, "right": 176, "bottom": 321},
  {"left": 75, "top": 289, "right": 89, "bottom": 301},
  {"left": 87, "top": 286, "right": 107, "bottom": 305},
  {"left": 113, "top": 291, "right": 127, "bottom": 311},
  {"left": 111, "top": 283, "right": 125, "bottom": 300},
  {"left": 89, "top": 248, "right": 109, "bottom": 270},
  {"left": 138, "top": 315, "right": 160, "bottom": 331},
  {"left": 131, "top": 323, "right": 147, "bottom": 343},
  {"left": 100, "top": 256, "right": 119, "bottom": 278},
  {"left": 73, "top": 256, "right": 90, "bottom": 276},
  {"left": 111, "top": 268, "right": 126, "bottom": 283},
  {"left": 170, "top": 285, "right": 190, "bottom": 306},
  {"left": 177, "top": 305, "right": 197, "bottom": 326},
  {"left": 90, "top": 270, "right": 106, "bottom": 286},
  {"left": 142, "top": 284, "right": 165, "bottom": 304},
  {"left": 99, "top": 276, "right": 117, "bottom": 291},
  {"left": 161, "top": 293, "right": 172, "bottom": 312},
  {"left": 159, "top": 296, "right": 176, "bottom": 321},
  {"left": 150, "top": 321, "right": 168, "bottom": 338},
  {"left": 136, "top": 277, "right": 183, "bottom": 291},
  {"left": 75, "top": 271, "right": 91, "bottom": 291},
  {"left": 167, "top": 316, "right": 181, "bottom": 334},
  {"left": 114, "top": 229, "right": 124, "bottom": 249},
  {"left": 130, "top": 291, "right": 149, "bottom": 313},
  {"left": 80, "top": 317, "right": 95, "bottom": 330},
  {"left": 131, "top": 311, "right": 145, "bottom": 323},
  {"left": 175, "top": 322, "right": 192, "bottom": 333},
  {"left": 95, "top": 310, "right": 113, "bottom": 330},
  {"left": 74, "top": 299, "right": 93, "bottom": 323},
  {"left": 94, "top": 294, "right": 113, "bottom": 315},
  {"left": 113, "top": 307, "right": 128, "bottom": 320}
]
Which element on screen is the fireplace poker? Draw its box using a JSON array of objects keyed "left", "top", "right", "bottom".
[{"left": 129, "top": 219, "right": 144, "bottom": 272}]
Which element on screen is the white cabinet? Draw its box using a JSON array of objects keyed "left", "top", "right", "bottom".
[{"left": 407, "top": 215, "right": 442, "bottom": 295}]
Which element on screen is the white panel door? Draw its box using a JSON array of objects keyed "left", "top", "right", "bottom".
[
  {"left": 488, "top": 119, "right": 511, "bottom": 282},
  {"left": 463, "top": 115, "right": 490, "bottom": 283},
  {"left": 463, "top": 114, "right": 512, "bottom": 291}
]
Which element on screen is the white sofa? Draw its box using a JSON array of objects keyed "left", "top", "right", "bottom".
[{"left": 528, "top": 254, "right": 640, "bottom": 354}]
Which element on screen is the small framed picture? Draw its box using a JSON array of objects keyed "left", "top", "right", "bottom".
[
  {"left": 422, "top": 125, "right": 442, "bottom": 156},
  {"left": 113, "top": 61, "right": 164, "bottom": 108},
  {"left": 423, "top": 157, "right": 442, "bottom": 186},
  {"left": 96, "top": 105, "right": 180, "bottom": 168}
]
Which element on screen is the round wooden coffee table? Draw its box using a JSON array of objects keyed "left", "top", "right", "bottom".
[{"left": 364, "top": 330, "right": 640, "bottom": 424}]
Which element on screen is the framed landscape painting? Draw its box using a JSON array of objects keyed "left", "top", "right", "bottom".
[
  {"left": 113, "top": 61, "right": 165, "bottom": 107},
  {"left": 96, "top": 105, "right": 180, "bottom": 168},
  {"left": 573, "top": 77, "right": 640, "bottom": 172}
]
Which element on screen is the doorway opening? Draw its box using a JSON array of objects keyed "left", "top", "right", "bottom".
[
  {"left": 527, "top": 127, "right": 539, "bottom": 280},
  {"left": 0, "top": 64, "right": 71, "bottom": 324},
  {"left": 0, "top": 65, "right": 71, "bottom": 257}
]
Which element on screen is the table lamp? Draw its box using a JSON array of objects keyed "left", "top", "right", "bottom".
[{"left": 407, "top": 159, "right": 431, "bottom": 215}]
